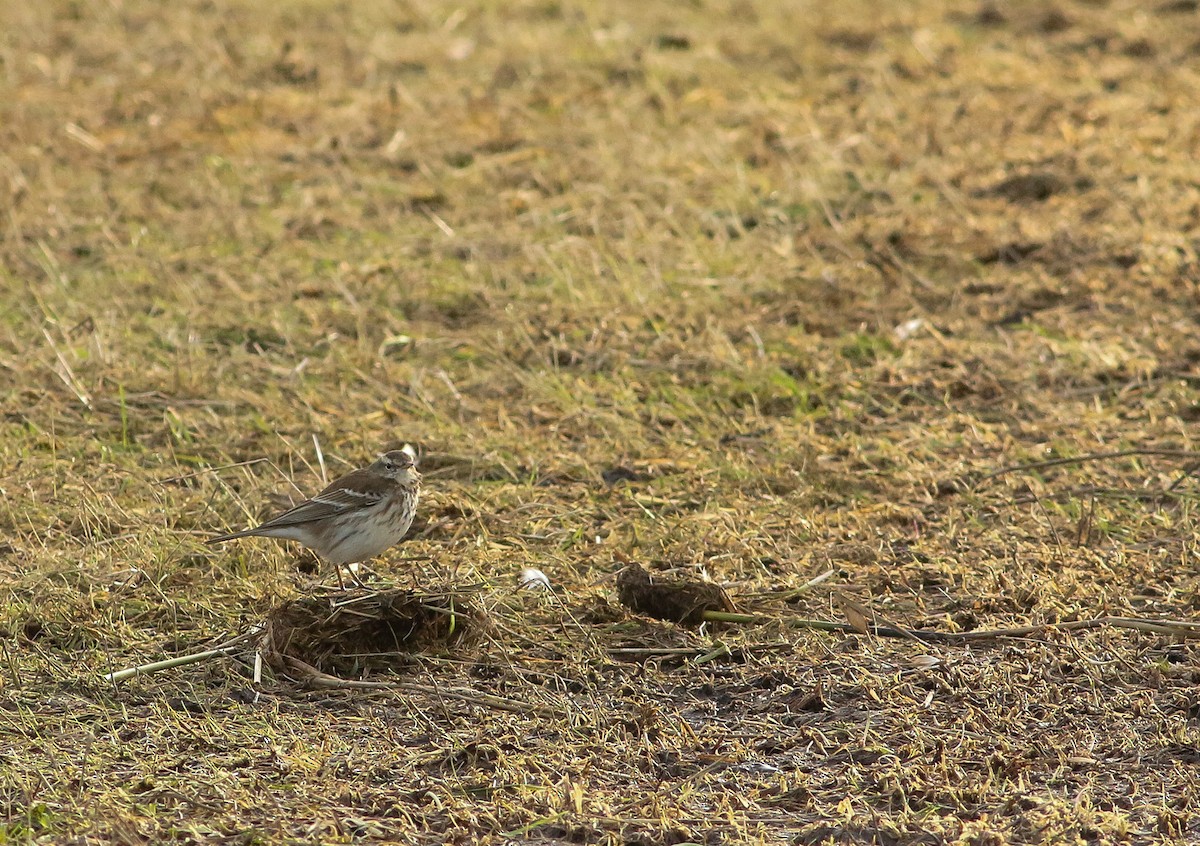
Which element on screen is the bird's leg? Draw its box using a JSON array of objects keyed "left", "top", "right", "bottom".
[{"left": 335, "top": 565, "right": 346, "bottom": 591}]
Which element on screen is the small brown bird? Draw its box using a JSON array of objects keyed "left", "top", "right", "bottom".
[{"left": 207, "top": 447, "right": 422, "bottom": 587}]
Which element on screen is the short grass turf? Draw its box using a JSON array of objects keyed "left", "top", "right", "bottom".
[{"left": 4, "top": 0, "right": 1200, "bottom": 843}]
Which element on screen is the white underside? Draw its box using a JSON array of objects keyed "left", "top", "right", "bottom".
[
  {"left": 260, "top": 495, "right": 417, "bottom": 564},
  {"left": 313, "top": 516, "right": 415, "bottom": 564}
]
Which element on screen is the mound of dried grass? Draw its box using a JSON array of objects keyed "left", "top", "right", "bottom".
[{"left": 263, "top": 587, "right": 487, "bottom": 676}]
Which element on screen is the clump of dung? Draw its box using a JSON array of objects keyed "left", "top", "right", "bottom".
[{"left": 616, "top": 562, "right": 736, "bottom": 626}]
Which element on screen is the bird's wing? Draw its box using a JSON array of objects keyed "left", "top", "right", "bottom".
[
  {"left": 252, "top": 477, "right": 384, "bottom": 530},
  {"left": 207, "top": 467, "right": 392, "bottom": 544}
]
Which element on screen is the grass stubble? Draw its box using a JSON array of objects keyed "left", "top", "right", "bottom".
[{"left": 4, "top": 0, "right": 1200, "bottom": 842}]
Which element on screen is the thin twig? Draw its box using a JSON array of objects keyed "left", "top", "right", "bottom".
[
  {"left": 607, "top": 644, "right": 791, "bottom": 660},
  {"left": 284, "top": 656, "right": 393, "bottom": 688},
  {"left": 782, "top": 615, "right": 1200, "bottom": 642},
  {"left": 700, "top": 609, "right": 759, "bottom": 624},
  {"left": 103, "top": 628, "right": 264, "bottom": 683},
  {"left": 750, "top": 569, "right": 835, "bottom": 602},
  {"left": 1009, "top": 486, "right": 1200, "bottom": 506},
  {"left": 971, "top": 449, "right": 1200, "bottom": 488},
  {"left": 608, "top": 647, "right": 708, "bottom": 657},
  {"left": 105, "top": 648, "right": 236, "bottom": 683},
  {"left": 692, "top": 643, "right": 731, "bottom": 664}
]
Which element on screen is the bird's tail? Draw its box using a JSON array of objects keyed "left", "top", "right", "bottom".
[{"left": 205, "top": 528, "right": 262, "bottom": 545}]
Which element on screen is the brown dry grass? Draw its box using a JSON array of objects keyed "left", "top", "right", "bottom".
[{"left": 4, "top": 0, "right": 1200, "bottom": 842}]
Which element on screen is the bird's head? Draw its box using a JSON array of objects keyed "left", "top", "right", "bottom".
[{"left": 374, "top": 445, "right": 421, "bottom": 483}]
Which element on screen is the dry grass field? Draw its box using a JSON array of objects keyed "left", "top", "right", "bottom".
[{"left": 4, "top": 0, "right": 1200, "bottom": 842}]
